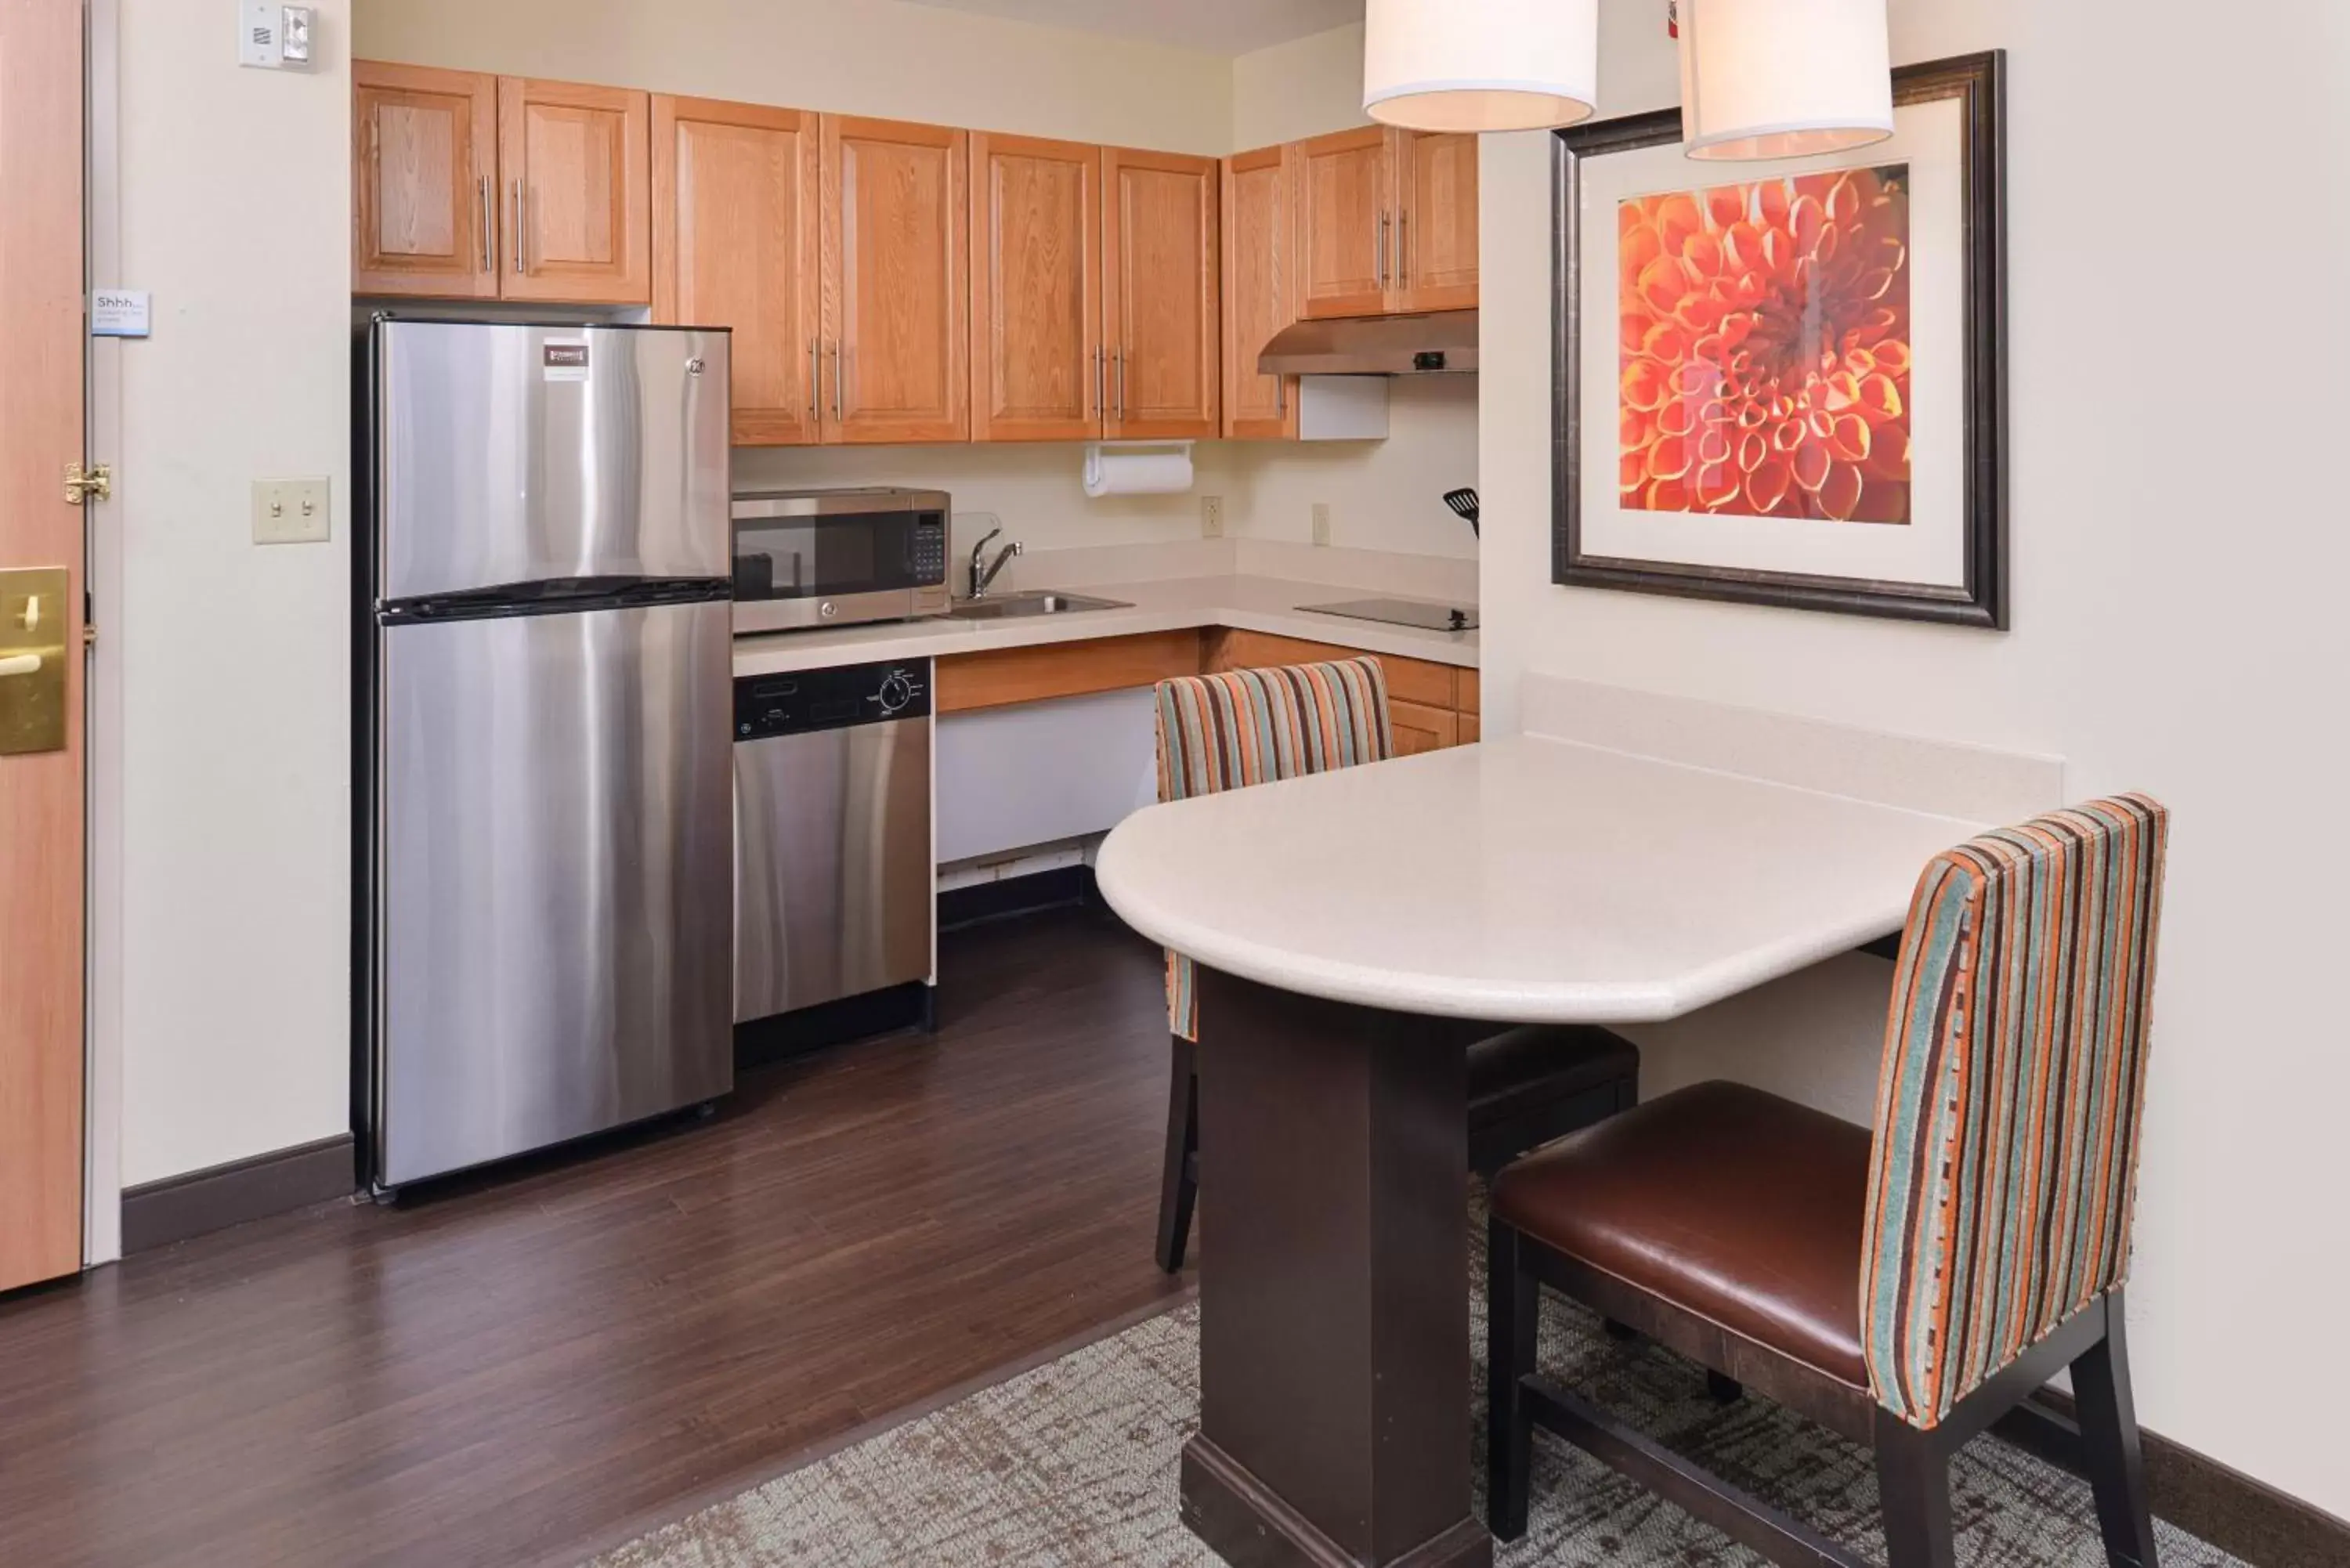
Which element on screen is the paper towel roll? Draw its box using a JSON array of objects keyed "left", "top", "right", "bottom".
[{"left": 1083, "top": 443, "right": 1194, "bottom": 498}]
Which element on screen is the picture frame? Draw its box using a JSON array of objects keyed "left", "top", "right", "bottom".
[{"left": 1551, "top": 51, "right": 2008, "bottom": 627}]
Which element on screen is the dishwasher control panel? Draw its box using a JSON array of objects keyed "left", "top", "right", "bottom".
[{"left": 734, "top": 658, "right": 932, "bottom": 741}]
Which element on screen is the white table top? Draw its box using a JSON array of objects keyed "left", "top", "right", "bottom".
[{"left": 1093, "top": 735, "right": 1990, "bottom": 1025}]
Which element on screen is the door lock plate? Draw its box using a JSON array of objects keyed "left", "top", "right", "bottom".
[
  {"left": 64, "top": 462, "right": 111, "bottom": 504},
  {"left": 0, "top": 568, "right": 70, "bottom": 756}
]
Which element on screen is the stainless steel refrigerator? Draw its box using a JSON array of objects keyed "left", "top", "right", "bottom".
[{"left": 360, "top": 319, "right": 735, "bottom": 1194}]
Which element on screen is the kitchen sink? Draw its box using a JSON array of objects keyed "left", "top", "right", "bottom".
[{"left": 949, "top": 591, "right": 1133, "bottom": 620}]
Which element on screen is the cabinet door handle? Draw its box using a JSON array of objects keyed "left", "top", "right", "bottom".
[
  {"left": 512, "top": 180, "right": 526, "bottom": 274},
  {"left": 830, "top": 343, "right": 843, "bottom": 422},
  {"left": 809, "top": 340, "right": 820, "bottom": 420},
  {"left": 1117, "top": 349, "right": 1128, "bottom": 422},
  {"left": 478, "top": 177, "right": 494, "bottom": 273},
  {"left": 1397, "top": 211, "right": 1410, "bottom": 290},
  {"left": 1379, "top": 212, "right": 1391, "bottom": 290},
  {"left": 1093, "top": 345, "right": 1105, "bottom": 422},
  {"left": 1277, "top": 376, "right": 1286, "bottom": 419}
]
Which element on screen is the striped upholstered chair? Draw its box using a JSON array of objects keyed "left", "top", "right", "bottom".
[
  {"left": 1152, "top": 659, "right": 1640, "bottom": 1274},
  {"left": 1487, "top": 796, "right": 2170, "bottom": 1568}
]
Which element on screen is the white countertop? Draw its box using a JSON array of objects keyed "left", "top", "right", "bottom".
[
  {"left": 1093, "top": 735, "right": 1988, "bottom": 1025},
  {"left": 732, "top": 573, "right": 1480, "bottom": 677}
]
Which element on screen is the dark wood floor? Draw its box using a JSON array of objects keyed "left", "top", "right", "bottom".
[{"left": 0, "top": 905, "right": 1189, "bottom": 1568}]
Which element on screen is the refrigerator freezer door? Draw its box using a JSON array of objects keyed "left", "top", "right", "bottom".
[
  {"left": 376, "top": 321, "right": 732, "bottom": 601},
  {"left": 375, "top": 598, "right": 734, "bottom": 1187}
]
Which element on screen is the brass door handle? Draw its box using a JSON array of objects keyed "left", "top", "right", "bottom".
[{"left": 0, "top": 653, "right": 39, "bottom": 678}]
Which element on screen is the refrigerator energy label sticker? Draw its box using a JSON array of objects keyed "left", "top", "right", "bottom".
[{"left": 543, "top": 341, "right": 591, "bottom": 382}]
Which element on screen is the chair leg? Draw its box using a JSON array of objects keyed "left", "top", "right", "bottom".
[
  {"left": 1154, "top": 1033, "right": 1198, "bottom": 1274},
  {"left": 2073, "top": 1292, "right": 2160, "bottom": 1568},
  {"left": 1486, "top": 1216, "right": 1538, "bottom": 1541},
  {"left": 1876, "top": 1420, "right": 1957, "bottom": 1568}
]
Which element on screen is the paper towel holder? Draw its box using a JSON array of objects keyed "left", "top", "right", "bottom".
[{"left": 1082, "top": 440, "right": 1196, "bottom": 500}]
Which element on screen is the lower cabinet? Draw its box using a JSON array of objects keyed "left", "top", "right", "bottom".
[
  {"left": 1389, "top": 699, "right": 1460, "bottom": 757},
  {"left": 1202, "top": 628, "right": 1477, "bottom": 752}
]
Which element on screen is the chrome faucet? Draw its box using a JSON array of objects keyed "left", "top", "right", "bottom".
[{"left": 967, "top": 528, "right": 1023, "bottom": 600}]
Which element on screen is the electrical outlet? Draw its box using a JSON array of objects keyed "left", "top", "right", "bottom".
[
  {"left": 1200, "top": 495, "right": 1225, "bottom": 539},
  {"left": 1311, "top": 502, "right": 1332, "bottom": 547},
  {"left": 252, "top": 478, "right": 331, "bottom": 544}
]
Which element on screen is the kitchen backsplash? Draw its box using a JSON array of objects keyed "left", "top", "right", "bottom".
[{"left": 729, "top": 376, "right": 1480, "bottom": 564}]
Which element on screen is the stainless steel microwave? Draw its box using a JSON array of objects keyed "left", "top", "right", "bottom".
[{"left": 730, "top": 486, "right": 952, "bottom": 634}]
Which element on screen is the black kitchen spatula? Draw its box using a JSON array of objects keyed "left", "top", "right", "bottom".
[{"left": 1443, "top": 487, "right": 1480, "bottom": 537}]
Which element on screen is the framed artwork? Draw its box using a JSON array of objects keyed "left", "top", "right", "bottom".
[{"left": 1552, "top": 52, "right": 2008, "bottom": 627}]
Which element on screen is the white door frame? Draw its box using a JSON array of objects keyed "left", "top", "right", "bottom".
[{"left": 83, "top": 0, "right": 125, "bottom": 1266}]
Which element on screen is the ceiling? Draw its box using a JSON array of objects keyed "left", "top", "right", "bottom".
[{"left": 898, "top": 0, "right": 1363, "bottom": 56}]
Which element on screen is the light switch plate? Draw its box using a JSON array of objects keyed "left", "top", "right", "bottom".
[
  {"left": 253, "top": 478, "right": 331, "bottom": 544},
  {"left": 1200, "top": 495, "right": 1224, "bottom": 539}
]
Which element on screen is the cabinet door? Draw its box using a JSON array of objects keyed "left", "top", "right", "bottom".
[
  {"left": 1102, "top": 147, "right": 1219, "bottom": 441},
  {"left": 1394, "top": 129, "right": 1479, "bottom": 313},
  {"left": 498, "top": 77, "right": 652, "bottom": 305},
  {"left": 970, "top": 133, "right": 1101, "bottom": 443},
  {"left": 1221, "top": 143, "right": 1300, "bottom": 439},
  {"left": 822, "top": 115, "right": 970, "bottom": 445},
  {"left": 1390, "top": 699, "right": 1460, "bottom": 756},
  {"left": 651, "top": 96, "right": 822, "bottom": 446},
  {"left": 353, "top": 62, "right": 498, "bottom": 298},
  {"left": 1296, "top": 126, "right": 1390, "bottom": 320}
]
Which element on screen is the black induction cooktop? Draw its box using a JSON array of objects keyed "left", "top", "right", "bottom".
[{"left": 1298, "top": 598, "right": 1479, "bottom": 633}]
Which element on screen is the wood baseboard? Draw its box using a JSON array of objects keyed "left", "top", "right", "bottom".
[
  {"left": 120, "top": 1133, "right": 356, "bottom": 1254},
  {"left": 1995, "top": 1392, "right": 2350, "bottom": 1568}
]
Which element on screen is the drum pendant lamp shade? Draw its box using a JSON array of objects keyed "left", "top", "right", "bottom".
[
  {"left": 1362, "top": 0, "right": 1600, "bottom": 133},
  {"left": 1679, "top": 0, "right": 1896, "bottom": 161}
]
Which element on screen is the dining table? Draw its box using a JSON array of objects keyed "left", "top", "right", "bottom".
[{"left": 1093, "top": 710, "right": 2024, "bottom": 1568}]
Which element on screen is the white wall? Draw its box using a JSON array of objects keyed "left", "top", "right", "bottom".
[
  {"left": 1231, "top": 22, "right": 1367, "bottom": 150},
  {"left": 112, "top": 2, "right": 352, "bottom": 1183},
  {"left": 1480, "top": 0, "right": 2350, "bottom": 1516}
]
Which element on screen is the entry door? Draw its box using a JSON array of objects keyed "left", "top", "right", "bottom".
[{"left": 0, "top": 0, "right": 89, "bottom": 1293}]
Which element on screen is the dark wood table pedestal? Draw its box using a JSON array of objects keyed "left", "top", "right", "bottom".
[{"left": 1180, "top": 967, "right": 1497, "bottom": 1568}]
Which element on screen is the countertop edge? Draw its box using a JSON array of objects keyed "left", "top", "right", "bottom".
[{"left": 730, "top": 576, "right": 1481, "bottom": 678}]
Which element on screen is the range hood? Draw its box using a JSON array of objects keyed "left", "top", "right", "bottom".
[{"left": 1258, "top": 309, "right": 1478, "bottom": 377}]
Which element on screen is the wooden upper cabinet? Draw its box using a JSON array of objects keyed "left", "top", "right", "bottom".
[
  {"left": 1221, "top": 143, "right": 1300, "bottom": 440},
  {"left": 499, "top": 77, "right": 651, "bottom": 305},
  {"left": 970, "top": 133, "right": 1101, "bottom": 443},
  {"left": 1103, "top": 147, "right": 1219, "bottom": 442},
  {"left": 822, "top": 115, "right": 969, "bottom": 445},
  {"left": 1394, "top": 129, "right": 1478, "bottom": 313},
  {"left": 1296, "top": 125, "right": 1390, "bottom": 320},
  {"left": 651, "top": 96, "right": 822, "bottom": 446},
  {"left": 353, "top": 62, "right": 498, "bottom": 298}
]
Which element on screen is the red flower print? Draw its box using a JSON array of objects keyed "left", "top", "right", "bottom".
[{"left": 1618, "top": 164, "right": 1913, "bottom": 525}]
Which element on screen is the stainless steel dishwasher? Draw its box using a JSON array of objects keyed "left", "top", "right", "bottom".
[{"left": 734, "top": 659, "right": 934, "bottom": 1024}]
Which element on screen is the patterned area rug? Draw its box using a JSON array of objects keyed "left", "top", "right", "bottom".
[{"left": 598, "top": 1246, "right": 2244, "bottom": 1568}]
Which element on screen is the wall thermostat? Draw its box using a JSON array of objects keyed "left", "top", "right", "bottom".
[{"left": 239, "top": 3, "right": 316, "bottom": 70}]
